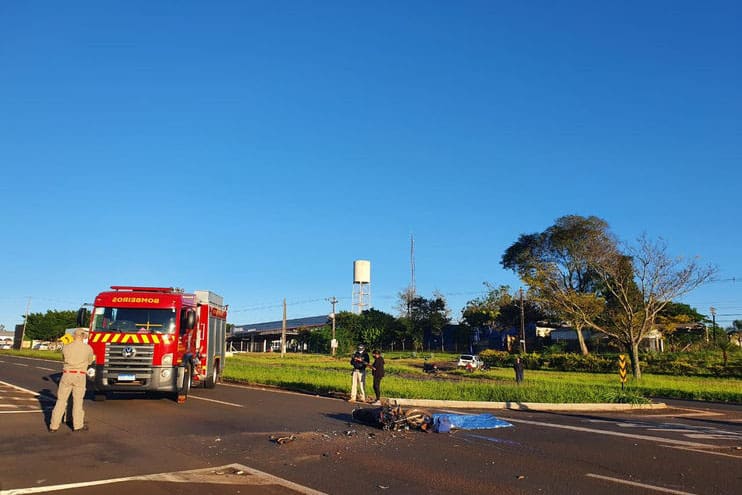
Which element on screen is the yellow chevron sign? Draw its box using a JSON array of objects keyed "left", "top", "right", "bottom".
[{"left": 618, "top": 354, "right": 628, "bottom": 383}]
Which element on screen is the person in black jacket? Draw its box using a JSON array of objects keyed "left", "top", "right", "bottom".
[
  {"left": 513, "top": 356, "right": 525, "bottom": 384},
  {"left": 349, "top": 344, "right": 370, "bottom": 402},
  {"left": 370, "top": 349, "right": 385, "bottom": 405}
]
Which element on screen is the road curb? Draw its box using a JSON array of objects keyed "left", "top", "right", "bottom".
[{"left": 389, "top": 398, "right": 667, "bottom": 412}]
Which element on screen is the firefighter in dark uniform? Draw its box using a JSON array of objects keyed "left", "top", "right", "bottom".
[{"left": 49, "top": 328, "right": 95, "bottom": 432}]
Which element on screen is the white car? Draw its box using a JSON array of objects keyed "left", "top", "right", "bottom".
[{"left": 457, "top": 354, "right": 482, "bottom": 369}]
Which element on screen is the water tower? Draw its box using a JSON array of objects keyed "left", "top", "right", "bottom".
[{"left": 352, "top": 260, "right": 371, "bottom": 314}]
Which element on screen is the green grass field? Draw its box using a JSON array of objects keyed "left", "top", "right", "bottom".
[
  {"left": 223, "top": 352, "right": 742, "bottom": 404},
  {"left": 5, "top": 349, "right": 739, "bottom": 403}
]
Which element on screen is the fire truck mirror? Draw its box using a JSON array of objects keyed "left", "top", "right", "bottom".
[
  {"left": 76, "top": 307, "right": 90, "bottom": 327},
  {"left": 181, "top": 309, "right": 196, "bottom": 333}
]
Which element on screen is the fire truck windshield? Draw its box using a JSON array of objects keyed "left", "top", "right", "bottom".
[{"left": 93, "top": 307, "right": 176, "bottom": 334}]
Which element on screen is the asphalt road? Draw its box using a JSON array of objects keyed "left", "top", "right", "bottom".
[{"left": 1, "top": 354, "right": 740, "bottom": 495}]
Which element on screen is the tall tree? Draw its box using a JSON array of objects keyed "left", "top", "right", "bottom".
[
  {"left": 335, "top": 308, "right": 400, "bottom": 351},
  {"left": 396, "top": 287, "right": 416, "bottom": 317},
  {"left": 461, "top": 283, "right": 512, "bottom": 330},
  {"left": 502, "top": 215, "right": 614, "bottom": 355},
  {"left": 503, "top": 216, "right": 716, "bottom": 376},
  {"left": 496, "top": 297, "right": 550, "bottom": 330},
  {"left": 408, "top": 293, "right": 450, "bottom": 352},
  {"left": 655, "top": 302, "right": 706, "bottom": 351},
  {"left": 587, "top": 235, "right": 716, "bottom": 378},
  {"left": 23, "top": 310, "right": 77, "bottom": 341},
  {"left": 334, "top": 311, "right": 365, "bottom": 345}
]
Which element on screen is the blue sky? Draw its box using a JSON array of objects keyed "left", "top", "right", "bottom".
[{"left": 1, "top": 1, "right": 740, "bottom": 331}]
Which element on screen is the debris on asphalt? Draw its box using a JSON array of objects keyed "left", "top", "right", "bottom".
[{"left": 269, "top": 434, "right": 296, "bottom": 445}]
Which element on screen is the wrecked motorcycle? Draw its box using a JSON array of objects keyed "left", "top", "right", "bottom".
[{"left": 352, "top": 404, "right": 434, "bottom": 432}]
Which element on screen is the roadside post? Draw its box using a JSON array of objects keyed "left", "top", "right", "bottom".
[{"left": 618, "top": 354, "right": 628, "bottom": 390}]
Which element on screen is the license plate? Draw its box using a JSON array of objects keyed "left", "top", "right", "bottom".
[{"left": 118, "top": 374, "right": 136, "bottom": 381}]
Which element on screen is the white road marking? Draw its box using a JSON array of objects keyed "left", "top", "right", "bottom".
[
  {"left": 0, "top": 356, "right": 58, "bottom": 364},
  {"left": 646, "top": 428, "right": 702, "bottom": 433},
  {"left": 507, "top": 418, "right": 727, "bottom": 449},
  {"left": 661, "top": 444, "right": 742, "bottom": 459},
  {"left": 220, "top": 382, "right": 339, "bottom": 401},
  {"left": 0, "top": 463, "right": 327, "bottom": 495},
  {"left": 648, "top": 411, "right": 723, "bottom": 418},
  {"left": 0, "top": 380, "right": 57, "bottom": 406},
  {"left": 0, "top": 380, "right": 43, "bottom": 396},
  {"left": 684, "top": 433, "right": 740, "bottom": 440},
  {"left": 0, "top": 381, "right": 47, "bottom": 414},
  {"left": 0, "top": 356, "right": 57, "bottom": 372},
  {"left": 586, "top": 473, "right": 697, "bottom": 494},
  {"left": 188, "top": 395, "right": 244, "bottom": 408},
  {"left": 590, "top": 418, "right": 742, "bottom": 441}
]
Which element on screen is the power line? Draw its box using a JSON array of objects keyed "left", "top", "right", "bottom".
[
  {"left": 229, "top": 296, "right": 351, "bottom": 314},
  {"left": 707, "top": 277, "right": 740, "bottom": 284}
]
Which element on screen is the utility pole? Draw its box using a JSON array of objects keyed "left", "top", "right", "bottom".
[
  {"left": 710, "top": 307, "right": 717, "bottom": 344},
  {"left": 408, "top": 234, "right": 415, "bottom": 318},
  {"left": 327, "top": 296, "right": 338, "bottom": 356},
  {"left": 281, "top": 298, "right": 287, "bottom": 357},
  {"left": 519, "top": 288, "right": 526, "bottom": 353},
  {"left": 410, "top": 234, "right": 416, "bottom": 295},
  {"left": 20, "top": 297, "right": 31, "bottom": 349}
]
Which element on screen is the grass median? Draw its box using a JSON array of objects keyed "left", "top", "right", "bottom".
[
  {"left": 223, "top": 352, "right": 742, "bottom": 404},
  {"left": 5, "top": 349, "right": 738, "bottom": 403}
]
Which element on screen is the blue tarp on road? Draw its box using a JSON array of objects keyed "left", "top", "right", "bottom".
[{"left": 432, "top": 413, "right": 513, "bottom": 433}]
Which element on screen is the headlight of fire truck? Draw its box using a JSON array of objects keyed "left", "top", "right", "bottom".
[
  {"left": 86, "top": 366, "right": 96, "bottom": 379},
  {"left": 160, "top": 354, "right": 174, "bottom": 380},
  {"left": 161, "top": 353, "right": 173, "bottom": 366}
]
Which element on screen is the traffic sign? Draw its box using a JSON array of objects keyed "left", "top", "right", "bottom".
[{"left": 618, "top": 354, "right": 628, "bottom": 389}]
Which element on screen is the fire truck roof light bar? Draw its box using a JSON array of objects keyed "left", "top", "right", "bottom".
[{"left": 109, "top": 286, "right": 184, "bottom": 294}]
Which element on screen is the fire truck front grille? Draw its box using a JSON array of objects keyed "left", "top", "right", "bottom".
[{"left": 104, "top": 343, "right": 155, "bottom": 381}]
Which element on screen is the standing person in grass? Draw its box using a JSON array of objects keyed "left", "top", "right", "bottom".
[
  {"left": 349, "top": 344, "right": 370, "bottom": 403},
  {"left": 513, "top": 356, "right": 525, "bottom": 384},
  {"left": 370, "top": 349, "right": 385, "bottom": 405}
]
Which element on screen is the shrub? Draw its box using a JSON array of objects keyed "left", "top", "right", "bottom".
[
  {"left": 547, "top": 353, "right": 617, "bottom": 373},
  {"left": 479, "top": 349, "right": 511, "bottom": 367}
]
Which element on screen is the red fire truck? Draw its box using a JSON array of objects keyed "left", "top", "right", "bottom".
[{"left": 76, "top": 286, "right": 228, "bottom": 403}]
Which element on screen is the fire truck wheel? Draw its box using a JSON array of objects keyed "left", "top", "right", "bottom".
[{"left": 203, "top": 362, "right": 218, "bottom": 389}]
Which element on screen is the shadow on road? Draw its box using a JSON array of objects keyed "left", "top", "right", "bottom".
[{"left": 324, "top": 412, "right": 355, "bottom": 423}]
